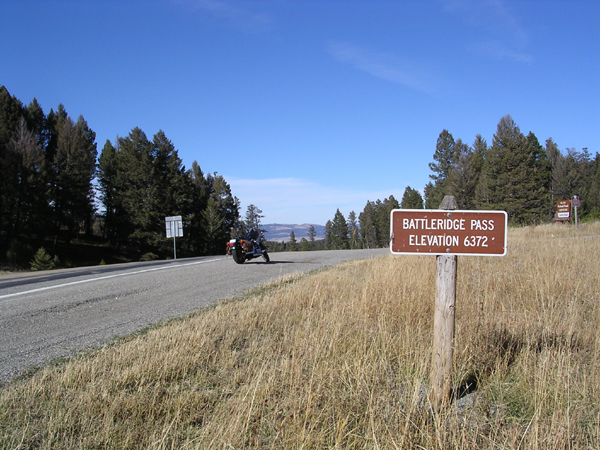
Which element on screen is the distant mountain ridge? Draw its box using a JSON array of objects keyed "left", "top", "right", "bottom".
[{"left": 262, "top": 223, "right": 325, "bottom": 243}]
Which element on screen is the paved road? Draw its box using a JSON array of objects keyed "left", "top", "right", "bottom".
[{"left": 0, "top": 249, "right": 388, "bottom": 385}]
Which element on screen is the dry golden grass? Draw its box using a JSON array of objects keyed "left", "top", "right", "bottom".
[{"left": 1, "top": 222, "right": 600, "bottom": 449}]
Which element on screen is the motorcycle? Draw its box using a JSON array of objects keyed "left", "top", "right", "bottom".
[{"left": 226, "top": 228, "right": 270, "bottom": 264}]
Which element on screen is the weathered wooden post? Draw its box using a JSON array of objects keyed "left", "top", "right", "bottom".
[
  {"left": 429, "top": 195, "right": 458, "bottom": 411},
  {"left": 572, "top": 195, "right": 580, "bottom": 229}
]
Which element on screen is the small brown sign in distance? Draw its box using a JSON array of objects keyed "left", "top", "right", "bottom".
[
  {"left": 556, "top": 200, "right": 571, "bottom": 220},
  {"left": 390, "top": 209, "right": 508, "bottom": 256}
]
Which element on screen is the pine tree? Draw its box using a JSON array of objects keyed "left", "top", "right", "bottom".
[
  {"left": 401, "top": 186, "right": 424, "bottom": 209},
  {"left": 375, "top": 196, "right": 398, "bottom": 247},
  {"left": 523, "top": 132, "right": 552, "bottom": 222},
  {"left": 188, "top": 160, "right": 211, "bottom": 254},
  {"left": 478, "top": 115, "right": 551, "bottom": 224},
  {"left": 589, "top": 153, "right": 600, "bottom": 217},
  {"left": 289, "top": 231, "right": 298, "bottom": 251},
  {"left": 10, "top": 117, "right": 49, "bottom": 237},
  {"left": 358, "top": 202, "right": 376, "bottom": 249},
  {"left": 324, "top": 220, "right": 332, "bottom": 250},
  {"left": 201, "top": 198, "right": 224, "bottom": 255},
  {"left": 447, "top": 139, "right": 480, "bottom": 209},
  {"left": 330, "top": 209, "right": 349, "bottom": 249},
  {"left": 25, "top": 98, "right": 47, "bottom": 150},
  {"left": 425, "top": 130, "right": 458, "bottom": 208},
  {"left": 424, "top": 181, "right": 444, "bottom": 209},
  {"left": 30, "top": 247, "right": 53, "bottom": 271},
  {"left": 50, "top": 111, "right": 97, "bottom": 242},
  {"left": 147, "top": 130, "right": 191, "bottom": 253},
  {"left": 0, "top": 86, "right": 25, "bottom": 243},
  {"left": 183, "top": 168, "right": 240, "bottom": 256},
  {"left": 467, "top": 134, "right": 487, "bottom": 209},
  {"left": 244, "top": 204, "right": 264, "bottom": 232},
  {"left": 545, "top": 144, "right": 597, "bottom": 219},
  {"left": 347, "top": 211, "right": 360, "bottom": 248},
  {"left": 209, "top": 174, "right": 240, "bottom": 243},
  {"left": 301, "top": 237, "right": 310, "bottom": 251},
  {"left": 570, "top": 148, "right": 595, "bottom": 217},
  {"left": 358, "top": 196, "right": 399, "bottom": 248},
  {"left": 545, "top": 138, "right": 562, "bottom": 205},
  {"left": 97, "top": 140, "right": 119, "bottom": 245},
  {"left": 478, "top": 115, "right": 524, "bottom": 218},
  {"left": 307, "top": 224, "right": 316, "bottom": 243},
  {"left": 114, "top": 127, "right": 154, "bottom": 249},
  {"left": 429, "top": 129, "right": 456, "bottom": 182}
]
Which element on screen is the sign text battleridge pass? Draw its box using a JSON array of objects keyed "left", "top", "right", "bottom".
[{"left": 390, "top": 210, "right": 508, "bottom": 256}]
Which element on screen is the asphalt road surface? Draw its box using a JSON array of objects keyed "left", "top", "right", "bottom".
[{"left": 0, "top": 248, "right": 388, "bottom": 385}]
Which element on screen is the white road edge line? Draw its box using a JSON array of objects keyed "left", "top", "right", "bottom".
[{"left": 0, "top": 258, "right": 225, "bottom": 301}]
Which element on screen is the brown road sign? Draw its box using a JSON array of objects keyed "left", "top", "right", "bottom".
[
  {"left": 556, "top": 200, "right": 571, "bottom": 220},
  {"left": 390, "top": 209, "right": 508, "bottom": 256}
]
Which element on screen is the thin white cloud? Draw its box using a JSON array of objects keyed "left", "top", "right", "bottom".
[
  {"left": 488, "top": 0, "right": 528, "bottom": 44},
  {"left": 227, "top": 177, "right": 405, "bottom": 225},
  {"left": 441, "top": 0, "right": 532, "bottom": 63},
  {"left": 177, "top": 0, "right": 272, "bottom": 32},
  {"left": 470, "top": 40, "right": 532, "bottom": 64},
  {"left": 327, "top": 41, "right": 440, "bottom": 93}
]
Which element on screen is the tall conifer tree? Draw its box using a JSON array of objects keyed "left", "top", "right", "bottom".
[
  {"left": 0, "top": 86, "right": 25, "bottom": 242},
  {"left": 97, "top": 140, "right": 119, "bottom": 244},
  {"left": 289, "top": 231, "right": 298, "bottom": 251},
  {"left": 324, "top": 220, "right": 333, "bottom": 250},
  {"left": 358, "top": 202, "right": 377, "bottom": 249},
  {"left": 478, "top": 115, "right": 550, "bottom": 224},
  {"left": 347, "top": 211, "right": 360, "bottom": 249},
  {"left": 187, "top": 161, "right": 211, "bottom": 254},
  {"left": 244, "top": 204, "right": 264, "bottom": 232},
  {"left": 51, "top": 111, "right": 97, "bottom": 241},
  {"left": 401, "top": 186, "right": 424, "bottom": 209},
  {"left": 201, "top": 198, "right": 225, "bottom": 255},
  {"left": 114, "top": 127, "right": 153, "bottom": 248},
  {"left": 425, "top": 129, "right": 456, "bottom": 208},
  {"left": 307, "top": 224, "right": 316, "bottom": 243},
  {"left": 447, "top": 139, "right": 479, "bottom": 209},
  {"left": 11, "top": 117, "right": 48, "bottom": 236},
  {"left": 330, "top": 209, "right": 349, "bottom": 249}
]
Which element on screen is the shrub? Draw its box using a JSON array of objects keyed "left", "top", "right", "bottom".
[
  {"left": 30, "top": 247, "right": 54, "bottom": 271},
  {"left": 140, "top": 252, "right": 159, "bottom": 262}
]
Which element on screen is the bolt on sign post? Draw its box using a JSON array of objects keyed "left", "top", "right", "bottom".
[
  {"left": 165, "top": 216, "right": 183, "bottom": 259},
  {"left": 390, "top": 196, "right": 508, "bottom": 411}
]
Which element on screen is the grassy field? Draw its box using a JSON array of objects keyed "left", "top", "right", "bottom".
[{"left": 1, "top": 223, "right": 599, "bottom": 449}]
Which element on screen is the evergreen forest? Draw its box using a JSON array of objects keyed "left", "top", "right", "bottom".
[
  {"left": 1, "top": 86, "right": 598, "bottom": 267},
  {"left": 0, "top": 86, "right": 239, "bottom": 268},
  {"left": 279, "top": 115, "right": 600, "bottom": 252}
]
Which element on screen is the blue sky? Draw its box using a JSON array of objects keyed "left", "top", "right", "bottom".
[{"left": 2, "top": 0, "right": 598, "bottom": 225}]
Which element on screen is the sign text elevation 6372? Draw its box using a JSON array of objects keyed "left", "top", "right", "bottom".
[{"left": 390, "top": 209, "right": 507, "bottom": 256}]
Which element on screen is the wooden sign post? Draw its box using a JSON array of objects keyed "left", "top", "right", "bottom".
[
  {"left": 572, "top": 196, "right": 580, "bottom": 229},
  {"left": 430, "top": 196, "right": 458, "bottom": 410},
  {"left": 390, "top": 196, "right": 508, "bottom": 411}
]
